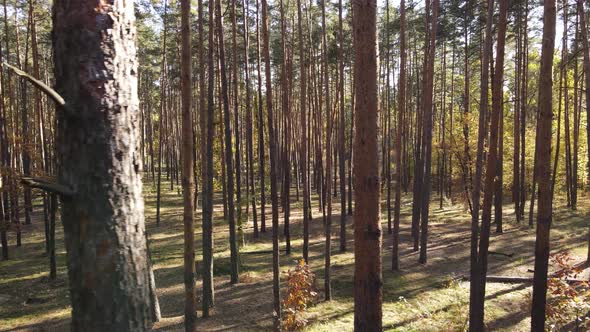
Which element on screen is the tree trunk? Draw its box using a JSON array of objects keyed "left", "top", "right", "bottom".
[
  {"left": 53, "top": 0, "right": 153, "bottom": 329},
  {"left": 393, "top": 0, "right": 406, "bottom": 272},
  {"left": 530, "top": 0, "right": 556, "bottom": 329},
  {"left": 215, "top": 0, "right": 240, "bottom": 285},
  {"left": 469, "top": 0, "right": 494, "bottom": 329},
  {"left": 352, "top": 0, "right": 382, "bottom": 329},
  {"left": 180, "top": 0, "right": 197, "bottom": 328},
  {"left": 261, "top": 0, "right": 281, "bottom": 327}
]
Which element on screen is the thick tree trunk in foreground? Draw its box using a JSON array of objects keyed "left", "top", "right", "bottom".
[
  {"left": 352, "top": 0, "right": 382, "bottom": 330},
  {"left": 530, "top": 0, "right": 556, "bottom": 329},
  {"left": 53, "top": 1, "right": 152, "bottom": 330}
]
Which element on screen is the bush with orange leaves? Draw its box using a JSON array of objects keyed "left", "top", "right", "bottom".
[
  {"left": 546, "top": 252, "right": 590, "bottom": 331},
  {"left": 280, "top": 259, "right": 318, "bottom": 331}
]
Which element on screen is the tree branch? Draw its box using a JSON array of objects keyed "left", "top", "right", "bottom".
[
  {"left": 21, "top": 177, "right": 74, "bottom": 197},
  {"left": 2, "top": 62, "right": 72, "bottom": 113}
]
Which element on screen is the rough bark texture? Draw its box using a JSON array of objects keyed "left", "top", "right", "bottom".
[
  {"left": 52, "top": 0, "right": 152, "bottom": 330},
  {"left": 180, "top": 0, "right": 197, "bottom": 329},
  {"left": 352, "top": 0, "right": 383, "bottom": 330},
  {"left": 531, "top": 0, "right": 556, "bottom": 329}
]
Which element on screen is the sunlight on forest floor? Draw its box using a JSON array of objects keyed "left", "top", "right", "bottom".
[{"left": 0, "top": 180, "right": 588, "bottom": 331}]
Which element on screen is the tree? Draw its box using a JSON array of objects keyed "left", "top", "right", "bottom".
[
  {"left": 392, "top": 0, "right": 407, "bottom": 271},
  {"left": 530, "top": 0, "right": 556, "bottom": 328},
  {"left": 418, "top": 0, "right": 439, "bottom": 265},
  {"left": 321, "top": 0, "right": 333, "bottom": 301},
  {"left": 215, "top": 0, "right": 240, "bottom": 285},
  {"left": 576, "top": 0, "right": 590, "bottom": 264},
  {"left": 469, "top": 0, "right": 494, "bottom": 329},
  {"left": 202, "top": 0, "right": 216, "bottom": 316},
  {"left": 261, "top": 0, "right": 281, "bottom": 327},
  {"left": 298, "top": 0, "right": 310, "bottom": 263},
  {"left": 52, "top": 0, "right": 153, "bottom": 329},
  {"left": 180, "top": 0, "right": 197, "bottom": 329},
  {"left": 352, "top": 0, "right": 382, "bottom": 329}
]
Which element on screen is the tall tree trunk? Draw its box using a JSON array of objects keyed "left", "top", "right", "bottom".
[
  {"left": 321, "top": 0, "right": 332, "bottom": 301},
  {"left": 469, "top": 0, "right": 494, "bottom": 329},
  {"left": 297, "top": 0, "right": 310, "bottom": 263},
  {"left": 473, "top": 0, "right": 508, "bottom": 326},
  {"left": 243, "top": 0, "right": 257, "bottom": 239},
  {"left": 261, "top": 0, "right": 281, "bottom": 327},
  {"left": 418, "top": 0, "right": 439, "bottom": 265},
  {"left": 531, "top": 0, "right": 556, "bottom": 328},
  {"left": 180, "top": 0, "right": 197, "bottom": 329},
  {"left": 216, "top": 0, "right": 240, "bottom": 285},
  {"left": 338, "top": 0, "right": 346, "bottom": 253},
  {"left": 156, "top": 0, "right": 169, "bottom": 227},
  {"left": 352, "top": 0, "right": 382, "bottom": 329},
  {"left": 53, "top": 0, "right": 153, "bottom": 329},
  {"left": 256, "top": 0, "right": 266, "bottom": 234},
  {"left": 576, "top": 0, "right": 590, "bottom": 264},
  {"left": 392, "top": 0, "right": 407, "bottom": 272},
  {"left": 202, "top": 0, "right": 216, "bottom": 316}
]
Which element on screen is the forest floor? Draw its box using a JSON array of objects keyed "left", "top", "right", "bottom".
[{"left": 0, "top": 180, "right": 589, "bottom": 331}]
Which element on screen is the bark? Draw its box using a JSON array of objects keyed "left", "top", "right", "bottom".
[
  {"left": 392, "top": 0, "right": 406, "bottom": 272},
  {"left": 473, "top": 0, "right": 508, "bottom": 326},
  {"left": 261, "top": 0, "right": 281, "bottom": 327},
  {"left": 156, "top": 0, "right": 169, "bottom": 227},
  {"left": 256, "top": 0, "right": 266, "bottom": 234},
  {"left": 180, "top": 0, "right": 197, "bottom": 328},
  {"left": 338, "top": 0, "right": 346, "bottom": 253},
  {"left": 202, "top": 0, "right": 216, "bottom": 316},
  {"left": 53, "top": 0, "right": 153, "bottom": 329},
  {"left": 530, "top": 0, "right": 556, "bottom": 329},
  {"left": 216, "top": 0, "right": 240, "bottom": 285},
  {"left": 469, "top": 0, "right": 494, "bottom": 329},
  {"left": 321, "top": 0, "right": 332, "bottom": 301},
  {"left": 352, "top": 0, "right": 382, "bottom": 329},
  {"left": 576, "top": 0, "right": 590, "bottom": 263},
  {"left": 297, "top": 0, "right": 310, "bottom": 263},
  {"left": 419, "top": 0, "right": 439, "bottom": 265}
]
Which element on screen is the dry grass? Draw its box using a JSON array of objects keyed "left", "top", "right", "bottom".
[{"left": 1, "top": 180, "right": 588, "bottom": 331}]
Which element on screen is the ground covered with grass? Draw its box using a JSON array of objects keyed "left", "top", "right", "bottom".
[{"left": 1, "top": 182, "right": 588, "bottom": 331}]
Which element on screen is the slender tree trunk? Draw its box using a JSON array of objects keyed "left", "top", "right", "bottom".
[
  {"left": 202, "top": 0, "right": 216, "bottom": 316},
  {"left": 392, "top": 0, "right": 406, "bottom": 272},
  {"left": 338, "top": 0, "right": 346, "bottom": 253},
  {"left": 469, "top": 0, "right": 494, "bottom": 328},
  {"left": 180, "top": 0, "right": 197, "bottom": 329},
  {"left": 261, "top": 0, "right": 281, "bottom": 327},
  {"left": 256, "top": 0, "right": 266, "bottom": 234},
  {"left": 576, "top": 0, "right": 590, "bottom": 264},
  {"left": 215, "top": 0, "right": 239, "bottom": 285},
  {"left": 321, "top": 0, "right": 333, "bottom": 301},
  {"left": 297, "top": 0, "right": 310, "bottom": 263},
  {"left": 156, "top": 0, "right": 169, "bottom": 227},
  {"left": 531, "top": 0, "right": 556, "bottom": 328}
]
